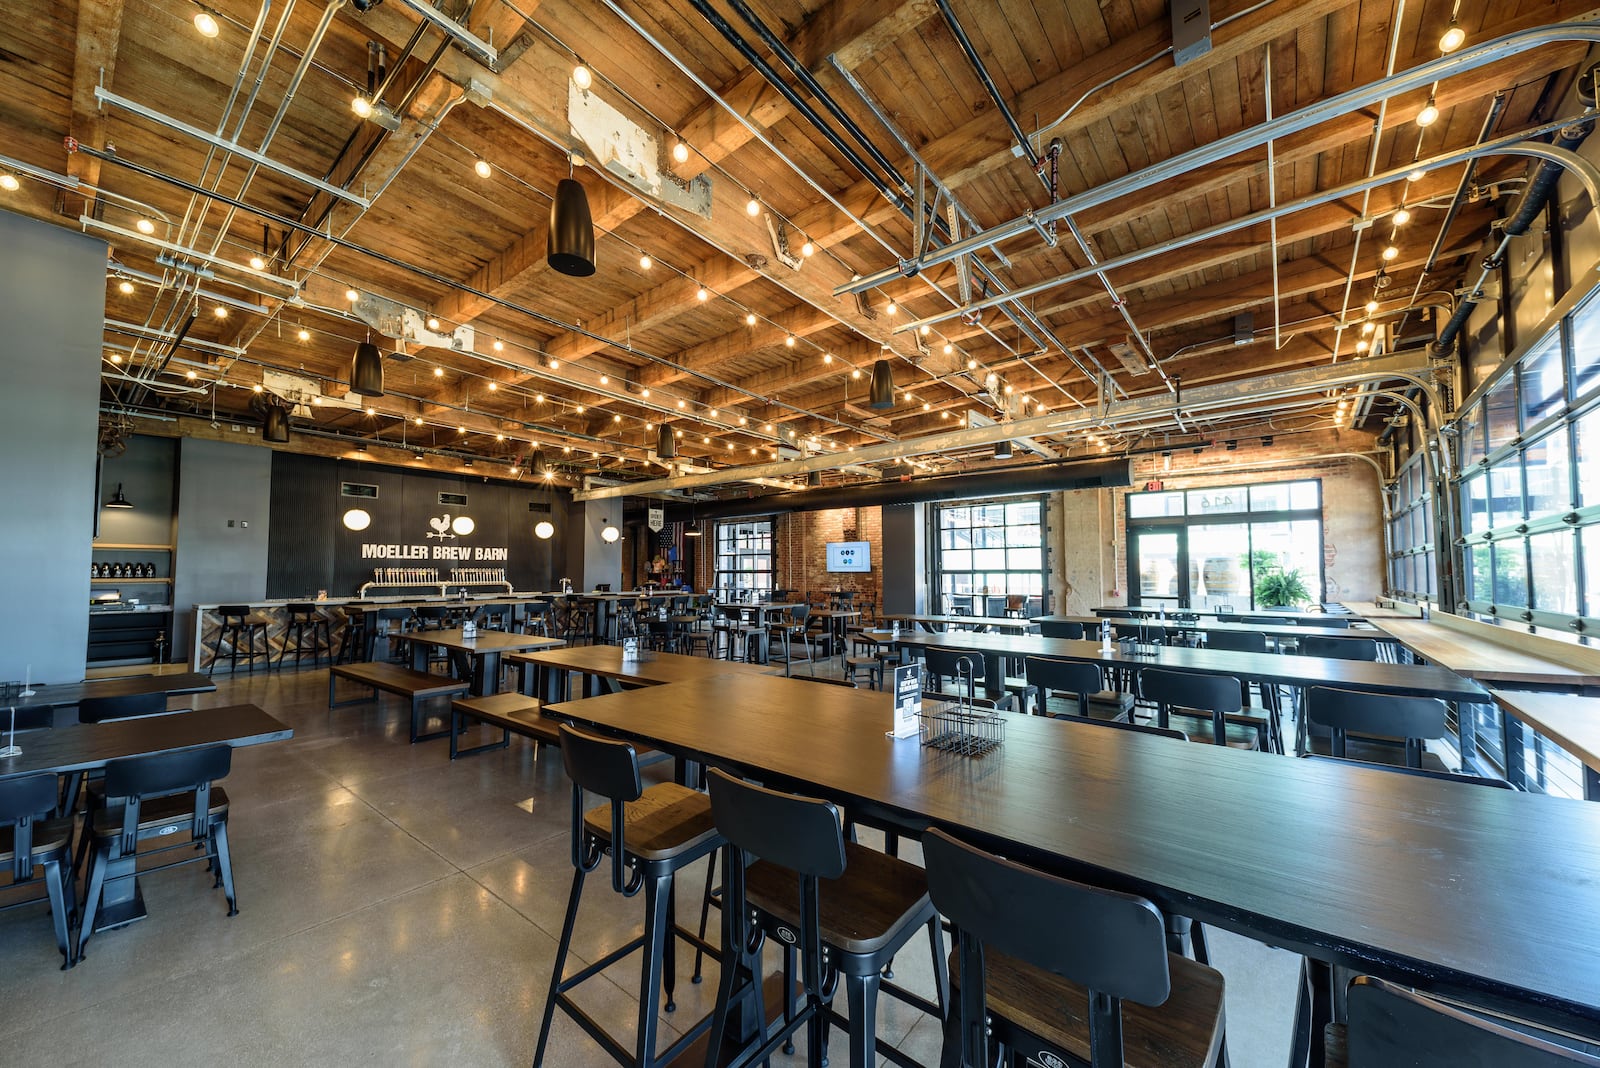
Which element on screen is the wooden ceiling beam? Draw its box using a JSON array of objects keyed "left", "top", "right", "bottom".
[{"left": 65, "top": 0, "right": 125, "bottom": 211}]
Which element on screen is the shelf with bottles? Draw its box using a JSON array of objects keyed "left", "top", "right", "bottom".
[{"left": 92, "top": 544, "right": 171, "bottom": 583}]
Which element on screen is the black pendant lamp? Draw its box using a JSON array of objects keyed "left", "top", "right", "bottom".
[
  {"left": 993, "top": 439, "right": 1014, "bottom": 460},
  {"left": 263, "top": 406, "right": 290, "bottom": 443},
  {"left": 351, "top": 338, "right": 384, "bottom": 396},
  {"left": 530, "top": 447, "right": 548, "bottom": 477},
  {"left": 657, "top": 423, "right": 677, "bottom": 459},
  {"left": 104, "top": 482, "right": 133, "bottom": 509},
  {"left": 548, "top": 177, "right": 596, "bottom": 277},
  {"left": 868, "top": 358, "right": 895, "bottom": 408}
]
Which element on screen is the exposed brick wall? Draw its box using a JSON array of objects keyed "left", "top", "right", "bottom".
[{"left": 690, "top": 506, "right": 884, "bottom": 608}]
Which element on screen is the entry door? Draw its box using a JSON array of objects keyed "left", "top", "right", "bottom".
[{"left": 1129, "top": 531, "right": 1184, "bottom": 610}]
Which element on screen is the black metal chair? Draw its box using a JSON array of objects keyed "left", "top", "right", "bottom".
[
  {"left": 337, "top": 605, "right": 371, "bottom": 663},
  {"left": 519, "top": 601, "right": 551, "bottom": 636},
  {"left": 1038, "top": 619, "right": 1085, "bottom": 639},
  {"left": 77, "top": 744, "right": 237, "bottom": 961},
  {"left": 924, "top": 647, "right": 1037, "bottom": 714},
  {"left": 65, "top": 692, "right": 172, "bottom": 818},
  {"left": 532, "top": 725, "right": 721, "bottom": 1068},
  {"left": 768, "top": 603, "right": 817, "bottom": 676},
  {"left": 1296, "top": 754, "right": 1509, "bottom": 789},
  {"left": 1024, "top": 657, "right": 1130, "bottom": 722},
  {"left": 921, "top": 828, "right": 1226, "bottom": 1068},
  {"left": 1138, "top": 667, "right": 1260, "bottom": 750},
  {"left": 1298, "top": 636, "right": 1379, "bottom": 661},
  {"left": 702, "top": 767, "right": 947, "bottom": 1068},
  {"left": 0, "top": 772, "right": 76, "bottom": 968},
  {"left": 1324, "top": 975, "right": 1600, "bottom": 1067},
  {"left": 1303, "top": 686, "right": 1451, "bottom": 772},
  {"left": 279, "top": 602, "right": 333, "bottom": 668},
  {"left": 1194, "top": 630, "right": 1285, "bottom": 753},
  {"left": 210, "top": 605, "right": 270, "bottom": 675},
  {"left": 1061, "top": 716, "right": 1190, "bottom": 741}
]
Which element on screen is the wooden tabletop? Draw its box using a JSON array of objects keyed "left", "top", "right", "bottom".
[
  {"left": 509, "top": 644, "right": 767, "bottom": 686},
  {"left": 1042, "top": 615, "right": 1374, "bottom": 641},
  {"left": 1340, "top": 601, "right": 1425, "bottom": 619},
  {"left": 1369, "top": 618, "right": 1600, "bottom": 687},
  {"left": 891, "top": 631, "right": 1488, "bottom": 702},
  {"left": 549, "top": 672, "right": 1600, "bottom": 1027},
  {"left": 0, "top": 703, "right": 292, "bottom": 780},
  {"left": 401, "top": 629, "right": 565, "bottom": 655},
  {"left": 8, "top": 671, "right": 217, "bottom": 712},
  {"left": 1490, "top": 689, "right": 1600, "bottom": 775},
  {"left": 1093, "top": 606, "right": 1354, "bottom": 624}
]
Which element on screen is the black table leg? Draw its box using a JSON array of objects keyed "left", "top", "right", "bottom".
[{"left": 1500, "top": 708, "right": 1525, "bottom": 788}]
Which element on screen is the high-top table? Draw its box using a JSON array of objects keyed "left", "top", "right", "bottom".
[
  {"left": 548, "top": 673, "right": 1600, "bottom": 1044},
  {"left": 1095, "top": 605, "right": 1354, "bottom": 624},
  {"left": 1041, "top": 614, "right": 1376, "bottom": 643},
  {"left": 890, "top": 630, "right": 1491, "bottom": 769},
  {"left": 3, "top": 671, "right": 217, "bottom": 729},
  {"left": 402, "top": 629, "right": 564, "bottom": 696},
  {"left": 1366, "top": 618, "right": 1600, "bottom": 689},
  {"left": 0, "top": 703, "right": 292, "bottom": 931},
  {"left": 1489, "top": 688, "right": 1600, "bottom": 798}
]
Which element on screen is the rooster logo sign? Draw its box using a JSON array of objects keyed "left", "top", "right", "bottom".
[{"left": 427, "top": 515, "right": 456, "bottom": 540}]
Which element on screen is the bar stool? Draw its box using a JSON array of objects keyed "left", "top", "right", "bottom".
[
  {"left": 210, "top": 606, "right": 269, "bottom": 675},
  {"left": 279, "top": 603, "right": 333, "bottom": 669},
  {"left": 533, "top": 725, "right": 721, "bottom": 1068},
  {"left": 337, "top": 606, "right": 371, "bottom": 663},
  {"left": 703, "top": 767, "right": 947, "bottom": 1068},
  {"left": 519, "top": 601, "right": 551, "bottom": 636},
  {"left": 922, "top": 828, "right": 1225, "bottom": 1068}
]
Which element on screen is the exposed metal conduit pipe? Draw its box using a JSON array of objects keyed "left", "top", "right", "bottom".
[
  {"left": 574, "top": 352, "right": 1435, "bottom": 499},
  {"left": 892, "top": 122, "right": 1600, "bottom": 334},
  {"left": 1431, "top": 115, "right": 1597, "bottom": 356},
  {"left": 838, "top": 18, "right": 1600, "bottom": 297}
]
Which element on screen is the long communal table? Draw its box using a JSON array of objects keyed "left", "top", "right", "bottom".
[
  {"left": 880, "top": 613, "right": 1040, "bottom": 633},
  {"left": 890, "top": 630, "right": 1492, "bottom": 770},
  {"left": 0, "top": 703, "right": 292, "bottom": 930},
  {"left": 401, "top": 629, "right": 564, "bottom": 696},
  {"left": 549, "top": 672, "right": 1600, "bottom": 1048},
  {"left": 509, "top": 643, "right": 768, "bottom": 703},
  {"left": 1040, "top": 614, "right": 1377, "bottom": 643},
  {"left": 1367, "top": 617, "right": 1600, "bottom": 689}
]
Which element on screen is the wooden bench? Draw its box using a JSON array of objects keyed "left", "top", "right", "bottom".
[
  {"left": 329, "top": 662, "right": 469, "bottom": 743},
  {"left": 449, "top": 692, "right": 562, "bottom": 759}
]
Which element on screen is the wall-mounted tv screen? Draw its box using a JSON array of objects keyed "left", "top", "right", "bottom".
[{"left": 826, "top": 541, "right": 871, "bottom": 573}]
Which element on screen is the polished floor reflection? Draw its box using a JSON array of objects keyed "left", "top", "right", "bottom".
[{"left": 0, "top": 666, "right": 1299, "bottom": 1066}]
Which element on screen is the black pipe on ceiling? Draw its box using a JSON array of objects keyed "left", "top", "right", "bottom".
[{"left": 656, "top": 458, "right": 1131, "bottom": 524}]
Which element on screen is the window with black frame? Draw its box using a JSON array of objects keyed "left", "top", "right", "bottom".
[
  {"left": 933, "top": 498, "right": 1047, "bottom": 617},
  {"left": 1387, "top": 453, "right": 1436, "bottom": 602},
  {"left": 714, "top": 518, "right": 774, "bottom": 597}
]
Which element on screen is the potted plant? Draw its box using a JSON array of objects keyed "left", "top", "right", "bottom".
[{"left": 1254, "top": 566, "right": 1310, "bottom": 608}]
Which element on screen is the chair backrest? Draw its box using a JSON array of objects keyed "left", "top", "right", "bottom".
[
  {"left": 1038, "top": 620, "right": 1085, "bottom": 640},
  {"left": 705, "top": 767, "right": 845, "bottom": 879},
  {"left": 1315, "top": 617, "right": 1352, "bottom": 629},
  {"left": 1204, "top": 629, "right": 1268, "bottom": 654},
  {"left": 558, "top": 724, "right": 646, "bottom": 894},
  {"left": 77, "top": 691, "right": 168, "bottom": 723},
  {"left": 1345, "top": 975, "right": 1600, "bottom": 1067},
  {"left": 1139, "top": 667, "right": 1241, "bottom": 747},
  {"left": 1300, "top": 636, "right": 1379, "bottom": 661},
  {"left": 1025, "top": 656, "right": 1103, "bottom": 717},
  {"left": 922, "top": 828, "right": 1171, "bottom": 1068},
  {"left": 1306, "top": 686, "right": 1446, "bottom": 766},
  {"left": 924, "top": 647, "right": 979, "bottom": 696},
  {"left": 1296, "top": 754, "right": 1510, "bottom": 789},
  {"left": 103, "top": 744, "right": 232, "bottom": 853},
  {"left": 414, "top": 606, "right": 448, "bottom": 628},
  {"left": 1114, "top": 623, "right": 1169, "bottom": 644},
  {"left": 595, "top": 583, "right": 612, "bottom": 592},
  {"left": 0, "top": 772, "right": 59, "bottom": 880},
  {"left": 286, "top": 602, "right": 316, "bottom": 619}
]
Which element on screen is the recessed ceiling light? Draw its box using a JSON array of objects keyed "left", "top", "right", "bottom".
[
  {"left": 193, "top": 9, "right": 220, "bottom": 37},
  {"left": 474, "top": 159, "right": 492, "bottom": 179},
  {"left": 135, "top": 218, "right": 155, "bottom": 235},
  {"left": 0, "top": 175, "right": 19, "bottom": 192}
]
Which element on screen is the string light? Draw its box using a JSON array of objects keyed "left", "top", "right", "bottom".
[
  {"left": 493, "top": 339, "right": 504, "bottom": 351},
  {"left": 345, "top": 288, "right": 359, "bottom": 302},
  {"left": 822, "top": 353, "right": 833, "bottom": 364},
  {"left": 434, "top": 366, "right": 444, "bottom": 377},
  {"left": 746, "top": 313, "right": 757, "bottom": 326},
  {"left": 1381, "top": 245, "right": 1399, "bottom": 262},
  {"left": 193, "top": 8, "right": 219, "bottom": 36},
  {"left": 1393, "top": 207, "right": 1411, "bottom": 225},
  {"left": 426, "top": 316, "right": 441, "bottom": 330},
  {"left": 696, "top": 286, "right": 708, "bottom": 302},
  {"left": 572, "top": 64, "right": 593, "bottom": 90},
  {"left": 1365, "top": 299, "right": 1380, "bottom": 313},
  {"left": 886, "top": 301, "right": 898, "bottom": 315},
  {"left": 672, "top": 141, "right": 690, "bottom": 164},
  {"left": 186, "top": 370, "right": 197, "bottom": 380},
  {"left": 1415, "top": 96, "right": 1439, "bottom": 128},
  {"left": 746, "top": 195, "right": 761, "bottom": 216},
  {"left": 0, "top": 175, "right": 18, "bottom": 191},
  {"left": 639, "top": 254, "right": 652, "bottom": 270},
  {"left": 1439, "top": 21, "right": 1466, "bottom": 53},
  {"left": 117, "top": 280, "right": 134, "bottom": 295},
  {"left": 249, "top": 255, "right": 266, "bottom": 270},
  {"left": 474, "top": 159, "right": 492, "bottom": 179},
  {"left": 548, "top": 358, "right": 560, "bottom": 369},
  {"left": 212, "top": 305, "right": 228, "bottom": 319},
  {"left": 1361, "top": 321, "right": 1375, "bottom": 335},
  {"left": 136, "top": 219, "right": 155, "bottom": 235},
  {"left": 487, "top": 382, "right": 497, "bottom": 391},
  {"left": 785, "top": 335, "right": 796, "bottom": 347},
  {"left": 1407, "top": 168, "right": 1427, "bottom": 183},
  {"left": 599, "top": 374, "right": 609, "bottom": 384},
  {"left": 351, "top": 96, "right": 373, "bottom": 118},
  {"left": 851, "top": 369, "right": 861, "bottom": 379},
  {"left": 800, "top": 239, "right": 815, "bottom": 257}
]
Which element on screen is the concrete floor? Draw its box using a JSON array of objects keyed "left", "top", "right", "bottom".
[{"left": 0, "top": 663, "right": 1303, "bottom": 1066}]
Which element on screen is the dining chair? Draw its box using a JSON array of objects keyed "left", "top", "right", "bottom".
[
  {"left": 768, "top": 603, "right": 817, "bottom": 676},
  {"left": 1303, "top": 686, "right": 1450, "bottom": 772},
  {"left": 1324, "top": 975, "right": 1600, "bottom": 1067},
  {"left": 0, "top": 771, "right": 76, "bottom": 968},
  {"left": 921, "top": 828, "right": 1225, "bottom": 1068},
  {"left": 77, "top": 744, "right": 238, "bottom": 962},
  {"left": 533, "top": 725, "right": 721, "bottom": 1068},
  {"left": 702, "top": 768, "right": 947, "bottom": 1068},
  {"left": 1298, "top": 636, "right": 1379, "bottom": 661},
  {"left": 1024, "top": 657, "right": 1130, "bottom": 722},
  {"left": 64, "top": 691, "right": 174, "bottom": 818},
  {"left": 1138, "top": 667, "right": 1260, "bottom": 750},
  {"left": 1195, "top": 630, "right": 1284, "bottom": 752},
  {"left": 1038, "top": 619, "right": 1085, "bottom": 639}
]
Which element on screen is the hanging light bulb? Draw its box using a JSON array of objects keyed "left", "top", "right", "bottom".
[
  {"left": 822, "top": 353, "right": 833, "bottom": 364},
  {"left": 1381, "top": 245, "right": 1399, "bottom": 262},
  {"left": 117, "top": 280, "right": 134, "bottom": 295},
  {"left": 1356, "top": 339, "right": 1369, "bottom": 352},
  {"left": 746, "top": 313, "right": 757, "bottom": 326},
  {"left": 1415, "top": 96, "right": 1439, "bottom": 128},
  {"left": 886, "top": 300, "right": 898, "bottom": 316},
  {"left": 474, "top": 159, "right": 492, "bottom": 179},
  {"left": 785, "top": 335, "right": 796, "bottom": 347},
  {"left": 639, "top": 253, "right": 652, "bottom": 270},
  {"left": 249, "top": 255, "right": 266, "bottom": 270},
  {"left": 0, "top": 175, "right": 19, "bottom": 192},
  {"left": 1393, "top": 207, "right": 1411, "bottom": 225},
  {"left": 1365, "top": 299, "right": 1380, "bottom": 314},
  {"left": 1439, "top": 21, "right": 1466, "bottom": 53},
  {"left": 800, "top": 239, "right": 815, "bottom": 257},
  {"left": 297, "top": 327, "right": 310, "bottom": 341},
  {"left": 672, "top": 140, "right": 689, "bottom": 164},
  {"left": 1407, "top": 168, "right": 1427, "bottom": 183},
  {"left": 136, "top": 218, "right": 155, "bottom": 235},
  {"left": 193, "top": 8, "right": 220, "bottom": 37},
  {"left": 351, "top": 96, "right": 374, "bottom": 118},
  {"left": 493, "top": 339, "right": 504, "bottom": 351},
  {"left": 433, "top": 366, "right": 444, "bottom": 377},
  {"left": 345, "top": 288, "right": 360, "bottom": 302},
  {"left": 213, "top": 305, "right": 228, "bottom": 319},
  {"left": 1361, "top": 321, "right": 1375, "bottom": 335},
  {"left": 426, "top": 315, "right": 441, "bottom": 330},
  {"left": 746, "top": 194, "right": 761, "bottom": 216},
  {"left": 572, "top": 63, "right": 593, "bottom": 90},
  {"left": 967, "top": 358, "right": 978, "bottom": 370},
  {"left": 696, "top": 286, "right": 709, "bottom": 302}
]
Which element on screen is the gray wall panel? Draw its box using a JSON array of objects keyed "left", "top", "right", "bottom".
[{"left": 172, "top": 438, "right": 273, "bottom": 658}]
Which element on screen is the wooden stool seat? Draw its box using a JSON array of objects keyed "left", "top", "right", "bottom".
[
  {"left": 1167, "top": 711, "right": 1262, "bottom": 750},
  {"left": 583, "top": 782, "right": 717, "bottom": 862},
  {"left": 1043, "top": 690, "right": 1134, "bottom": 721},
  {"left": 743, "top": 839, "right": 932, "bottom": 956},
  {"left": 950, "top": 945, "right": 1226, "bottom": 1068}
]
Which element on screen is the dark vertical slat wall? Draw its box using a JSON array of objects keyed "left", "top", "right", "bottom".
[{"left": 266, "top": 453, "right": 569, "bottom": 597}]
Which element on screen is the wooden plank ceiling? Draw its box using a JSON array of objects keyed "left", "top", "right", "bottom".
[{"left": 0, "top": 0, "right": 1588, "bottom": 489}]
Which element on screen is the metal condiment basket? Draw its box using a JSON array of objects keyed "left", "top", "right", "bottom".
[{"left": 918, "top": 655, "right": 1005, "bottom": 755}]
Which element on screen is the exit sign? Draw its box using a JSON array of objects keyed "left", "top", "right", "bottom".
[{"left": 1144, "top": 480, "right": 1164, "bottom": 492}]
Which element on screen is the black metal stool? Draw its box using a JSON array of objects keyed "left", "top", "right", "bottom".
[
  {"left": 279, "top": 603, "right": 332, "bottom": 669},
  {"left": 532, "top": 725, "right": 722, "bottom": 1068},
  {"left": 337, "top": 606, "right": 371, "bottom": 663},
  {"left": 210, "top": 606, "right": 269, "bottom": 675}
]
